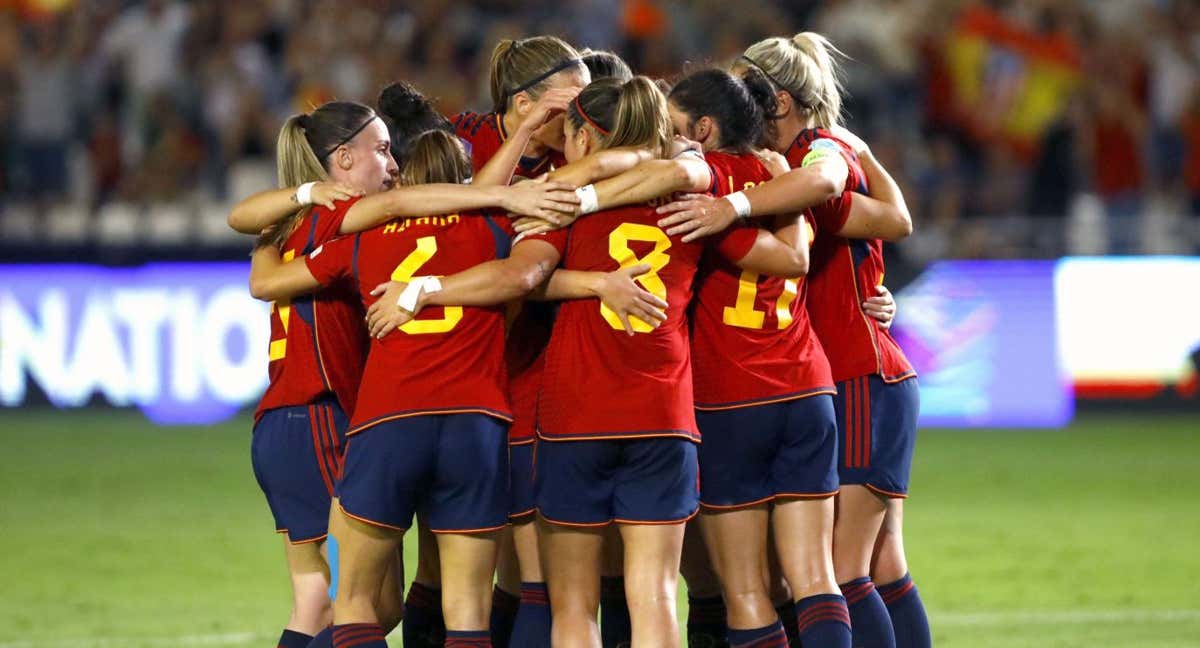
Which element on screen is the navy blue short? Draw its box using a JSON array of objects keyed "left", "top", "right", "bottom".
[
  {"left": 536, "top": 437, "right": 699, "bottom": 526},
  {"left": 696, "top": 394, "right": 839, "bottom": 509},
  {"left": 833, "top": 375, "right": 920, "bottom": 498},
  {"left": 509, "top": 442, "right": 536, "bottom": 521},
  {"left": 251, "top": 399, "right": 347, "bottom": 544},
  {"left": 336, "top": 413, "right": 510, "bottom": 534}
]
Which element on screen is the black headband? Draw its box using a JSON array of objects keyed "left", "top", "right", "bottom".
[
  {"left": 318, "top": 115, "right": 379, "bottom": 160},
  {"left": 506, "top": 58, "right": 584, "bottom": 98},
  {"left": 738, "top": 55, "right": 793, "bottom": 97}
]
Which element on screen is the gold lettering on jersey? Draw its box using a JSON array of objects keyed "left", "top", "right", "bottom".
[{"left": 382, "top": 214, "right": 464, "bottom": 234}]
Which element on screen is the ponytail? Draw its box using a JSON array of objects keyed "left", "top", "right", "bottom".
[
  {"left": 741, "top": 31, "right": 846, "bottom": 128},
  {"left": 668, "top": 68, "right": 777, "bottom": 152},
  {"left": 568, "top": 76, "right": 672, "bottom": 157},
  {"left": 276, "top": 114, "right": 329, "bottom": 189}
]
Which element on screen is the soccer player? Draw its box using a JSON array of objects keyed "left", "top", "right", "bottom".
[
  {"left": 232, "top": 94, "right": 583, "bottom": 648},
  {"left": 232, "top": 101, "right": 400, "bottom": 648},
  {"left": 365, "top": 75, "right": 816, "bottom": 648},
  {"left": 449, "top": 38, "right": 654, "bottom": 648},
  {"left": 247, "top": 130, "right": 533, "bottom": 648},
  {"left": 658, "top": 33, "right": 928, "bottom": 648}
]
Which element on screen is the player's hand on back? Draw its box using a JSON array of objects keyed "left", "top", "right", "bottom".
[
  {"left": 753, "top": 148, "right": 791, "bottom": 178},
  {"left": 862, "top": 284, "right": 896, "bottom": 329},
  {"left": 511, "top": 212, "right": 579, "bottom": 237},
  {"left": 829, "top": 125, "right": 870, "bottom": 157},
  {"left": 669, "top": 135, "right": 703, "bottom": 159},
  {"left": 501, "top": 180, "right": 579, "bottom": 223},
  {"left": 656, "top": 193, "right": 736, "bottom": 243},
  {"left": 596, "top": 263, "right": 668, "bottom": 336},
  {"left": 366, "top": 280, "right": 417, "bottom": 338},
  {"left": 309, "top": 182, "right": 364, "bottom": 210}
]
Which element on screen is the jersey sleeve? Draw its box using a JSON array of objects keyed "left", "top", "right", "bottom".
[
  {"left": 311, "top": 195, "right": 365, "bottom": 241},
  {"left": 520, "top": 228, "right": 568, "bottom": 256},
  {"left": 813, "top": 190, "right": 853, "bottom": 234},
  {"left": 710, "top": 223, "right": 759, "bottom": 263},
  {"left": 304, "top": 234, "right": 357, "bottom": 286}
]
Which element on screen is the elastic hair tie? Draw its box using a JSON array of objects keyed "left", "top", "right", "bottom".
[
  {"left": 738, "top": 55, "right": 793, "bottom": 96},
  {"left": 574, "top": 96, "right": 609, "bottom": 136},
  {"left": 506, "top": 57, "right": 584, "bottom": 98},
  {"left": 317, "top": 114, "right": 378, "bottom": 160}
]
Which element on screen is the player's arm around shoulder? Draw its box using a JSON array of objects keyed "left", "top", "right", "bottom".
[
  {"left": 364, "top": 237, "right": 564, "bottom": 339},
  {"left": 247, "top": 243, "right": 324, "bottom": 302}
]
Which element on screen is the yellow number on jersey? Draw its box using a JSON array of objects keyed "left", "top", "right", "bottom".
[
  {"left": 268, "top": 249, "right": 297, "bottom": 361},
  {"left": 722, "top": 270, "right": 799, "bottom": 330},
  {"left": 390, "top": 236, "right": 463, "bottom": 335},
  {"left": 602, "top": 223, "right": 671, "bottom": 333}
]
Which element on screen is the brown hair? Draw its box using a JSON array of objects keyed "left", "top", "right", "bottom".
[
  {"left": 741, "top": 32, "right": 846, "bottom": 128},
  {"left": 400, "top": 130, "right": 472, "bottom": 186},
  {"left": 261, "top": 101, "right": 376, "bottom": 248},
  {"left": 489, "top": 36, "right": 585, "bottom": 113},
  {"left": 567, "top": 76, "right": 673, "bottom": 157}
]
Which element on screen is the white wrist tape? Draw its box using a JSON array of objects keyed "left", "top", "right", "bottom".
[
  {"left": 576, "top": 184, "right": 600, "bottom": 215},
  {"left": 396, "top": 280, "right": 424, "bottom": 312},
  {"left": 396, "top": 276, "right": 443, "bottom": 313},
  {"left": 296, "top": 182, "right": 317, "bottom": 206},
  {"left": 725, "top": 191, "right": 752, "bottom": 218}
]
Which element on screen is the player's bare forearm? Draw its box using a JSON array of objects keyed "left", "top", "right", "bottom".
[
  {"left": 231, "top": 183, "right": 363, "bottom": 234},
  {"left": 742, "top": 159, "right": 847, "bottom": 219},
  {"left": 734, "top": 228, "right": 808, "bottom": 278},
  {"left": 852, "top": 151, "right": 912, "bottom": 240},
  {"left": 594, "top": 157, "right": 711, "bottom": 210},
  {"left": 425, "top": 240, "right": 562, "bottom": 307},
  {"left": 248, "top": 246, "right": 322, "bottom": 301},
  {"left": 228, "top": 188, "right": 301, "bottom": 234},
  {"left": 528, "top": 269, "right": 599, "bottom": 301},
  {"left": 474, "top": 127, "right": 535, "bottom": 187},
  {"left": 341, "top": 183, "right": 578, "bottom": 233},
  {"left": 547, "top": 147, "right": 653, "bottom": 187}
]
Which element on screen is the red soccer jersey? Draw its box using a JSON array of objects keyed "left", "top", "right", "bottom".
[
  {"left": 305, "top": 212, "right": 515, "bottom": 435},
  {"left": 529, "top": 202, "right": 754, "bottom": 442},
  {"left": 453, "top": 112, "right": 564, "bottom": 180},
  {"left": 691, "top": 151, "right": 835, "bottom": 409},
  {"left": 455, "top": 110, "right": 565, "bottom": 444},
  {"left": 256, "top": 198, "right": 369, "bottom": 421},
  {"left": 785, "top": 129, "right": 915, "bottom": 383}
]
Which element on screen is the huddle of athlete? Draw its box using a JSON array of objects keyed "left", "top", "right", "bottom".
[{"left": 231, "top": 32, "right": 930, "bottom": 648}]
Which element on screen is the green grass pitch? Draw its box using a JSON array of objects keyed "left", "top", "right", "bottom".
[{"left": 1, "top": 409, "right": 1197, "bottom": 647}]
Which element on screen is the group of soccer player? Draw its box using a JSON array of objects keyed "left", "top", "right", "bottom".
[{"left": 230, "top": 30, "right": 931, "bottom": 648}]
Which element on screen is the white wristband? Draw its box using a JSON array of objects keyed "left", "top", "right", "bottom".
[
  {"left": 295, "top": 182, "right": 317, "bottom": 206},
  {"left": 576, "top": 184, "right": 600, "bottom": 215},
  {"left": 725, "top": 191, "right": 752, "bottom": 219}
]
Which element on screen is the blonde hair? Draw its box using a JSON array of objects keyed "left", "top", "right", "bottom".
[
  {"left": 489, "top": 36, "right": 585, "bottom": 113},
  {"left": 742, "top": 32, "right": 846, "bottom": 128},
  {"left": 262, "top": 101, "right": 376, "bottom": 248},
  {"left": 400, "top": 130, "right": 472, "bottom": 186},
  {"left": 276, "top": 115, "right": 330, "bottom": 189},
  {"left": 568, "top": 76, "right": 673, "bottom": 158}
]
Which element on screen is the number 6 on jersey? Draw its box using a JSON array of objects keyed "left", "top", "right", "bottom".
[{"left": 390, "top": 236, "right": 463, "bottom": 335}]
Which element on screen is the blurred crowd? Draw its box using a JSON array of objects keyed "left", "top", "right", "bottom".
[{"left": 1, "top": 0, "right": 1198, "bottom": 264}]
